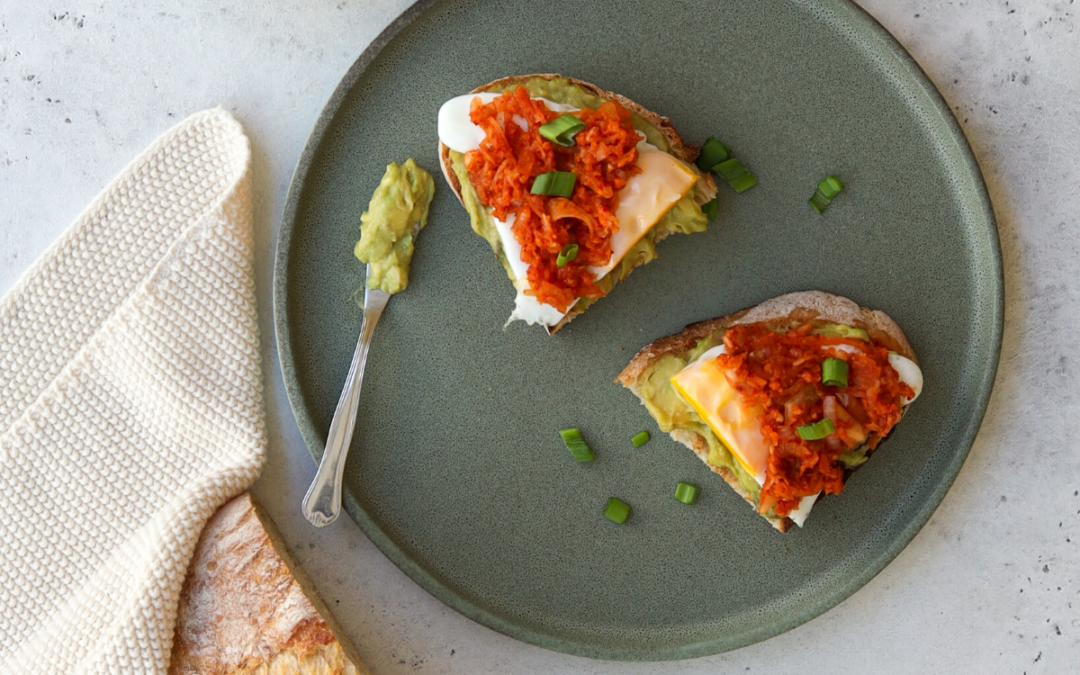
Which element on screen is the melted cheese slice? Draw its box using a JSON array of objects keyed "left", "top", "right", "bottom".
[
  {"left": 588, "top": 148, "right": 697, "bottom": 278},
  {"left": 670, "top": 345, "right": 820, "bottom": 527},
  {"left": 670, "top": 346, "right": 770, "bottom": 483},
  {"left": 502, "top": 144, "right": 696, "bottom": 326}
]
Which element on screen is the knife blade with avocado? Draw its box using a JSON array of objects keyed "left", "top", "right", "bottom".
[{"left": 302, "top": 159, "right": 434, "bottom": 527}]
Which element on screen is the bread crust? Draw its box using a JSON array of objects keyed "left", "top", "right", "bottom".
[
  {"left": 169, "top": 494, "right": 369, "bottom": 675},
  {"left": 437, "top": 74, "right": 717, "bottom": 334},
  {"left": 616, "top": 291, "right": 918, "bottom": 532}
]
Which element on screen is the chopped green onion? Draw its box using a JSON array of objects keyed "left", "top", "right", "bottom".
[
  {"left": 552, "top": 171, "right": 576, "bottom": 196},
  {"left": 531, "top": 172, "right": 554, "bottom": 195},
  {"left": 531, "top": 171, "right": 577, "bottom": 197},
  {"left": 556, "top": 243, "right": 579, "bottom": 267},
  {"left": 809, "top": 192, "right": 830, "bottom": 214},
  {"left": 809, "top": 175, "right": 844, "bottom": 214},
  {"left": 821, "top": 357, "right": 849, "bottom": 387},
  {"left": 714, "top": 158, "right": 758, "bottom": 192},
  {"left": 696, "top": 137, "right": 731, "bottom": 172},
  {"left": 604, "top": 497, "right": 631, "bottom": 524},
  {"left": 539, "top": 114, "right": 585, "bottom": 147},
  {"left": 796, "top": 418, "right": 836, "bottom": 441},
  {"left": 674, "top": 482, "right": 700, "bottom": 505},
  {"left": 559, "top": 428, "right": 594, "bottom": 462},
  {"left": 701, "top": 198, "right": 718, "bottom": 220},
  {"left": 631, "top": 431, "right": 651, "bottom": 447},
  {"left": 818, "top": 175, "right": 844, "bottom": 198}
]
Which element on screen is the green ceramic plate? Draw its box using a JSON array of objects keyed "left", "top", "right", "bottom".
[{"left": 274, "top": 0, "right": 1002, "bottom": 660}]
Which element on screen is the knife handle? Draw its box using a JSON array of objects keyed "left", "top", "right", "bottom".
[{"left": 302, "top": 286, "right": 391, "bottom": 527}]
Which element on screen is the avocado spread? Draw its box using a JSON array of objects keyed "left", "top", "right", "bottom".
[
  {"left": 634, "top": 322, "right": 875, "bottom": 508},
  {"left": 354, "top": 159, "right": 435, "bottom": 294},
  {"left": 446, "top": 76, "right": 707, "bottom": 300}
]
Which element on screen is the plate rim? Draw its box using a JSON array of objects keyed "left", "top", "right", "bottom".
[{"left": 272, "top": 0, "right": 1003, "bottom": 660}]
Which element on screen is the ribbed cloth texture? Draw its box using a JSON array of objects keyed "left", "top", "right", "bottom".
[{"left": 0, "top": 108, "right": 266, "bottom": 674}]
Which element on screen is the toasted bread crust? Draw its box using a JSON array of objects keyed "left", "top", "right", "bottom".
[
  {"left": 616, "top": 291, "right": 918, "bottom": 532},
  {"left": 169, "top": 494, "right": 369, "bottom": 675},
  {"left": 438, "top": 74, "right": 717, "bottom": 334},
  {"left": 670, "top": 426, "right": 795, "bottom": 532}
]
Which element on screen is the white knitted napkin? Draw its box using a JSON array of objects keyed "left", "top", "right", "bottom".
[{"left": 0, "top": 108, "right": 266, "bottom": 674}]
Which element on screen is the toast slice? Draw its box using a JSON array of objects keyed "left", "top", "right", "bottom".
[
  {"left": 616, "top": 291, "right": 918, "bottom": 532},
  {"left": 439, "top": 74, "right": 717, "bottom": 333},
  {"left": 169, "top": 493, "right": 369, "bottom": 675}
]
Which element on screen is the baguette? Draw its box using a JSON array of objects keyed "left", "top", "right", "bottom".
[
  {"left": 617, "top": 291, "right": 919, "bottom": 532},
  {"left": 169, "top": 493, "right": 369, "bottom": 675},
  {"left": 439, "top": 74, "right": 717, "bottom": 333}
]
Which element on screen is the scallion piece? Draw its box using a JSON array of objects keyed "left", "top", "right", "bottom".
[
  {"left": 631, "top": 431, "right": 651, "bottom": 447},
  {"left": 551, "top": 171, "right": 576, "bottom": 197},
  {"left": 539, "top": 114, "right": 585, "bottom": 146},
  {"left": 701, "top": 198, "right": 718, "bottom": 220},
  {"left": 675, "top": 482, "right": 699, "bottom": 505},
  {"left": 556, "top": 243, "right": 579, "bottom": 267},
  {"left": 818, "top": 175, "right": 844, "bottom": 198},
  {"left": 531, "top": 171, "right": 577, "bottom": 198},
  {"left": 809, "top": 175, "right": 844, "bottom": 214},
  {"left": 531, "top": 172, "right": 554, "bottom": 195},
  {"left": 821, "top": 357, "right": 849, "bottom": 387},
  {"left": 714, "top": 158, "right": 758, "bottom": 193},
  {"left": 560, "top": 428, "right": 595, "bottom": 461},
  {"left": 604, "top": 497, "right": 632, "bottom": 524},
  {"left": 796, "top": 418, "right": 836, "bottom": 441},
  {"left": 696, "top": 137, "right": 731, "bottom": 172}
]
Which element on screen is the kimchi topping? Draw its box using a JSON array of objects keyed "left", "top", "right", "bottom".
[
  {"left": 715, "top": 324, "right": 914, "bottom": 518},
  {"left": 463, "top": 86, "right": 642, "bottom": 312}
]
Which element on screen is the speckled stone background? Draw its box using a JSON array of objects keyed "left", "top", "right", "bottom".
[{"left": 1, "top": 0, "right": 1076, "bottom": 672}]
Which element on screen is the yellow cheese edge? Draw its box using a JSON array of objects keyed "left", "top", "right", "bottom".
[
  {"left": 599, "top": 151, "right": 698, "bottom": 272},
  {"left": 669, "top": 365, "right": 760, "bottom": 476}
]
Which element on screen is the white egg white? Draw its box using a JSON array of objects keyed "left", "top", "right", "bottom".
[
  {"left": 437, "top": 93, "right": 576, "bottom": 154},
  {"left": 889, "top": 353, "right": 923, "bottom": 404}
]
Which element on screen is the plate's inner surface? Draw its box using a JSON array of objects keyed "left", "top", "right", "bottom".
[{"left": 280, "top": 0, "right": 1000, "bottom": 659}]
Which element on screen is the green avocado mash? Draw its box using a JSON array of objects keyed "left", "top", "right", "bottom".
[
  {"left": 633, "top": 322, "right": 875, "bottom": 512},
  {"left": 812, "top": 323, "right": 870, "bottom": 341},
  {"left": 447, "top": 76, "right": 708, "bottom": 296},
  {"left": 354, "top": 159, "right": 435, "bottom": 293}
]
